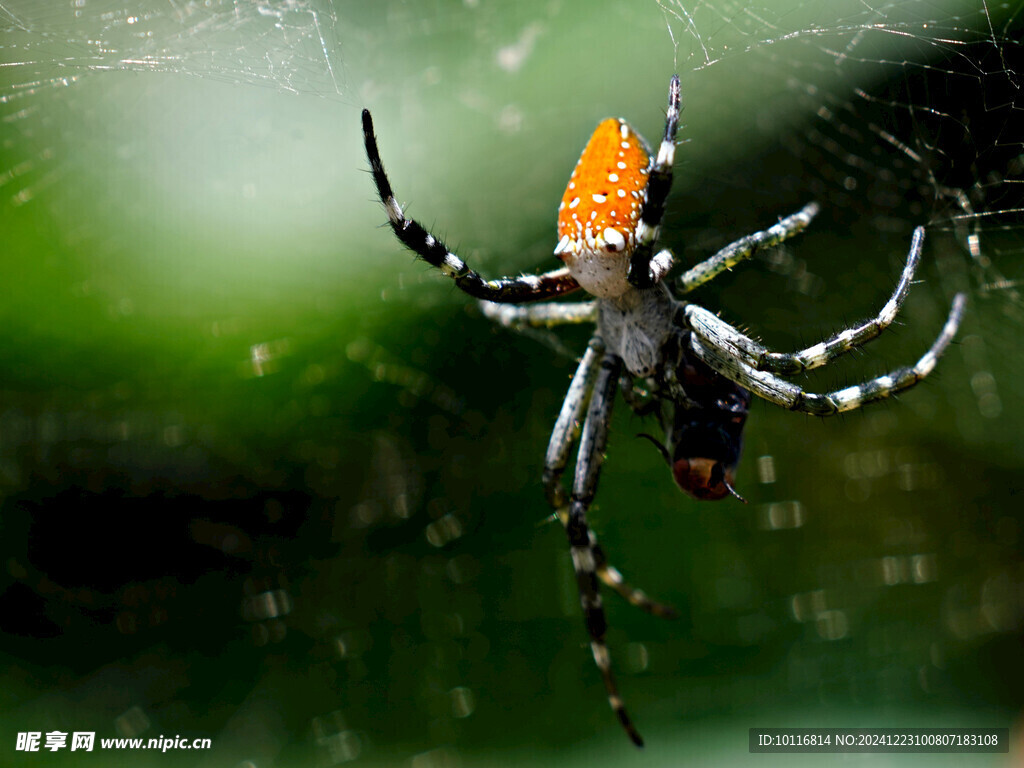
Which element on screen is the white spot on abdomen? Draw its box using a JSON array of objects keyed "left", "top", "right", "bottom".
[{"left": 602, "top": 228, "right": 626, "bottom": 252}]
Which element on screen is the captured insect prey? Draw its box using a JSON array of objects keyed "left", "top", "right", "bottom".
[{"left": 362, "top": 75, "right": 966, "bottom": 748}]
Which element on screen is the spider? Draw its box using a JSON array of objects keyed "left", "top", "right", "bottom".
[{"left": 361, "top": 75, "right": 966, "bottom": 747}]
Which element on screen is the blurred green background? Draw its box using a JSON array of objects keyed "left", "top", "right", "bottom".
[{"left": 1, "top": 0, "right": 1023, "bottom": 766}]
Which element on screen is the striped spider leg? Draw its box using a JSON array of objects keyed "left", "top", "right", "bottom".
[
  {"left": 540, "top": 339, "right": 646, "bottom": 746},
  {"left": 479, "top": 300, "right": 677, "bottom": 613},
  {"left": 681, "top": 226, "right": 967, "bottom": 415},
  {"left": 479, "top": 299, "right": 597, "bottom": 329},
  {"left": 361, "top": 110, "right": 582, "bottom": 303},
  {"left": 480, "top": 303, "right": 678, "bottom": 739},
  {"left": 625, "top": 74, "right": 681, "bottom": 289},
  {"left": 676, "top": 202, "right": 820, "bottom": 295},
  {"left": 539, "top": 338, "right": 681, "bottom": 749}
]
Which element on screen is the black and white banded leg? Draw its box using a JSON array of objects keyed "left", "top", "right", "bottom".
[
  {"left": 542, "top": 339, "right": 604, "bottom": 511},
  {"left": 362, "top": 110, "right": 582, "bottom": 303},
  {"left": 684, "top": 226, "right": 928, "bottom": 375},
  {"left": 561, "top": 350, "right": 651, "bottom": 747},
  {"left": 543, "top": 341, "right": 677, "bottom": 620},
  {"left": 627, "top": 75, "right": 682, "bottom": 289},
  {"left": 480, "top": 299, "right": 598, "bottom": 329},
  {"left": 688, "top": 293, "right": 967, "bottom": 416},
  {"left": 677, "top": 202, "right": 820, "bottom": 295}
]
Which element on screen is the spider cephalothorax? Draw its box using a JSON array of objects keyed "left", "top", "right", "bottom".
[{"left": 361, "top": 76, "right": 966, "bottom": 747}]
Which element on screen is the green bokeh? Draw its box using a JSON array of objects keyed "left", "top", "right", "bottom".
[{"left": 1, "top": 1, "right": 1022, "bottom": 766}]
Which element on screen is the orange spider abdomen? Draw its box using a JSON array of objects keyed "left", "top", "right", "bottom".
[{"left": 554, "top": 118, "right": 651, "bottom": 298}]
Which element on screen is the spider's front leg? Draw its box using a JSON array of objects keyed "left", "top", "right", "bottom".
[
  {"left": 361, "top": 110, "right": 581, "bottom": 303},
  {"left": 627, "top": 75, "right": 682, "bottom": 289}
]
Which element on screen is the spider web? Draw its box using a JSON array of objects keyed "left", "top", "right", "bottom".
[
  {"left": 1, "top": 0, "right": 1023, "bottom": 764},
  {"left": 657, "top": 0, "right": 1023, "bottom": 283},
  {"left": 0, "top": 0, "right": 342, "bottom": 92},
  {"left": 0, "top": 0, "right": 342, "bottom": 206},
  {"left": 649, "top": 0, "right": 1023, "bottom": 420}
]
